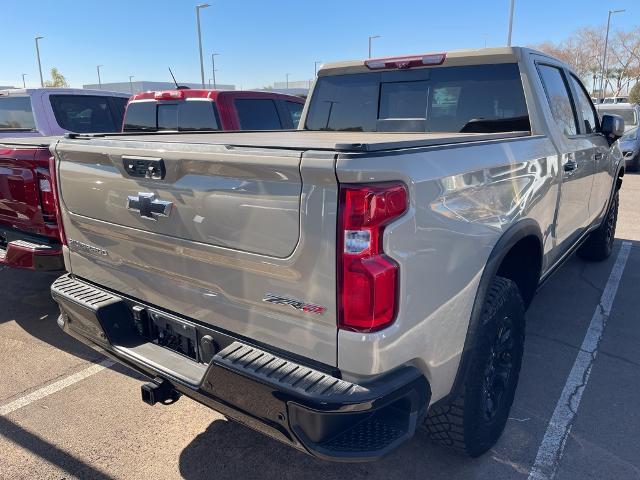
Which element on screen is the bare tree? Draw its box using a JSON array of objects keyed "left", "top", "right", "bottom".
[
  {"left": 533, "top": 25, "right": 640, "bottom": 96},
  {"left": 612, "top": 27, "right": 640, "bottom": 95}
]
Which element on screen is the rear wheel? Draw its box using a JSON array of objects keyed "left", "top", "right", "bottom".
[
  {"left": 422, "top": 276, "right": 525, "bottom": 457},
  {"left": 578, "top": 190, "right": 619, "bottom": 262}
]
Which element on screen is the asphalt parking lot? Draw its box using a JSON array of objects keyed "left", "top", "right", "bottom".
[{"left": 1, "top": 176, "right": 639, "bottom": 480}]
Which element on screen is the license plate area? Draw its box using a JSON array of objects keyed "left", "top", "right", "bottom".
[{"left": 139, "top": 309, "right": 198, "bottom": 361}]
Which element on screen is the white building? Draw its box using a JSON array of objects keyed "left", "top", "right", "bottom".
[
  {"left": 83, "top": 81, "right": 235, "bottom": 95},
  {"left": 269, "top": 80, "right": 312, "bottom": 96}
]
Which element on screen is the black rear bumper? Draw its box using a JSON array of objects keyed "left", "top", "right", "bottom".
[
  {"left": 0, "top": 225, "right": 63, "bottom": 271},
  {"left": 51, "top": 274, "right": 430, "bottom": 462}
]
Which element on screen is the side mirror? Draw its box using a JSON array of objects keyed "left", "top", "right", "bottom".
[{"left": 601, "top": 114, "right": 625, "bottom": 144}]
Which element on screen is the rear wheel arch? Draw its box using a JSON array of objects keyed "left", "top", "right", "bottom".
[
  {"left": 431, "top": 219, "right": 542, "bottom": 408},
  {"left": 493, "top": 232, "right": 543, "bottom": 309}
]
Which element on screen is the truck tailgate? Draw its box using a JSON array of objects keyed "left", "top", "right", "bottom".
[
  {"left": 53, "top": 138, "right": 339, "bottom": 365},
  {"left": 0, "top": 141, "right": 58, "bottom": 239}
]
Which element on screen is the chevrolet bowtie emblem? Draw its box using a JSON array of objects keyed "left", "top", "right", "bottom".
[{"left": 127, "top": 192, "right": 172, "bottom": 220}]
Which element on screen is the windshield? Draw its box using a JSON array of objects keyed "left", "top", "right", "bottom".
[
  {"left": 123, "top": 100, "right": 220, "bottom": 132},
  {"left": 305, "top": 63, "right": 530, "bottom": 133},
  {"left": 598, "top": 108, "right": 638, "bottom": 127},
  {"left": 0, "top": 96, "right": 36, "bottom": 131}
]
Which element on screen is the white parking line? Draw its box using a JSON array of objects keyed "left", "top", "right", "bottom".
[
  {"left": 528, "top": 241, "right": 632, "bottom": 480},
  {"left": 0, "top": 358, "right": 115, "bottom": 416}
]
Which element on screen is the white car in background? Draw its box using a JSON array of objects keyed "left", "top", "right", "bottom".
[
  {"left": 603, "top": 96, "right": 629, "bottom": 104},
  {"left": 596, "top": 103, "right": 639, "bottom": 132}
]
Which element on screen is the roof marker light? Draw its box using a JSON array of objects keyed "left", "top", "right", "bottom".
[{"left": 365, "top": 53, "right": 447, "bottom": 70}]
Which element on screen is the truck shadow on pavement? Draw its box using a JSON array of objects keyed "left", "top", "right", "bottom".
[
  {"left": 0, "top": 268, "right": 104, "bottom": 363},
  {"left": 0, "top": 416, "right": 118, "bottom": 480},
  {"left": 178, "top": 418, "right": 481, "bottom": 480}
]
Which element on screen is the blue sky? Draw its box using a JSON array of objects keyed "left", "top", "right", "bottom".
[{"left": 1, "top": 0, "right": 638, "bottom": 89}]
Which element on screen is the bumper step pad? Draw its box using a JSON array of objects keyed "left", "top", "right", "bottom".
[
  {"left": 0, "top": 239, "right": 63, "bottom": 270},
  {"left": 216, "top": 342, "right": 361, "bottom": 400}
]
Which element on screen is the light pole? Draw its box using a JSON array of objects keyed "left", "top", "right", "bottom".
[
  {"left": 21, "top": 74, "right": 27, "bottom": 88},
  {"left": 314, "top": 60, "right": 322, "bottom": 77},
  {"left": 507, "top": 0, "right": 515, "bottom": 46},
  {"left": 129, "top": 75, "right": 135, "bottom": 94},
  {"left": 96, "top": 65, "right": 103, "bottom": 89},
  {"left": 599, "top": 9, "right": 625, "bottom": 103},
  {"left": 211, "top": 52, "right": 219, "bottom": 89},
  {"left": 35, "top": 36, "right": 44, "bottom": 87},
  {"left": 368, "top": 35, "right": 380, "bottom": 58},
  {"left": 196, "top": 3, "right": 210, "bottom": 88},
  {"left": 286, "top": 73, "right": 290, "bottom": 90}
]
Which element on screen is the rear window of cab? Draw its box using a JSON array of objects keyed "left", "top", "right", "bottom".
[
  {"left": 50, "top": 95, "right": 128, "bottom": 133},
  {"left": 305, "top": 63, "right": 530, "bottom": 134},
  {"left": 123, "top": 100, "right": 220, "bottom": 132}
]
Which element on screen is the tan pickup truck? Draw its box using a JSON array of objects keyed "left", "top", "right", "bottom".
[{"left": 49, "top": 47, "right": 625, "bottom": 461}]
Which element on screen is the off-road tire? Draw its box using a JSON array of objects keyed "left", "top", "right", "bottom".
[
  {"left": 422, "top": 276, "right": 525, "bottom": 457},
  {"left": 578, "top": 190, "right": 619, "bottom": 261}
]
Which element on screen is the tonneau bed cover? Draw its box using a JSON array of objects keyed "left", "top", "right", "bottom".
[{"left": 63, "top": 130, "right": 531, "bottom": 152}]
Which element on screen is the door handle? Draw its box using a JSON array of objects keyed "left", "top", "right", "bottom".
[
  {"left": 594, "top": 153, "right": 604, "bottom": 161},
  {"left": 564, "top": 159, "right": 578, "bottom": 172}
]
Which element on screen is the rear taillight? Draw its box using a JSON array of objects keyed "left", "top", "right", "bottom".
[
  {"left": 338, "top": 183, "right": 408, "bottom": 332},
  {"left": 36, "top": 169, "right": 55, "bottom": 223},
  {"left": 47, "top": 155, "right": 66, "bottom": 245}
]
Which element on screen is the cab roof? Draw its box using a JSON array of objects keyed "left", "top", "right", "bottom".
[
  {"left": 317, "top": 46, "right": 548, "bottom": 77},
  {"left": 0, "top": 87, "right": 129, "bottom": 97},
  {"left": 129, "top": 89, "right": 305, "bottom": 103}
]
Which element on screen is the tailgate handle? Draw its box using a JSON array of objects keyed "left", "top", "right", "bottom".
[{"left": 123, "top": 156, "right": 166, "bottom": 180}]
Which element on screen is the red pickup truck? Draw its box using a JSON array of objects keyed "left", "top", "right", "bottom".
[
  {"left": 0, "top": 137, "right": 64, "bottom": 270},
  {"left": 123, "top": 89, "right": 305, "bottom": 132}
]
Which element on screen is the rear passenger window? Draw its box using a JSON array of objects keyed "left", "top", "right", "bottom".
[
  {"left": 569, "top": 75, "right": 598, "bottom": 134},
  {"left": 235, "top": 99, "right": 282, "bottom": 130},
  {"left": 0, "top": 96, "right": 36, "bottom": 131},
  {"left": 49, "top": 95, "right": 119, "bottom": 133},
  {"left": 285, "top": 101, "right": 304, "bottom": 127},
  {"left": 537, "top": 65, "right": 578, "bottom": 136}
]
